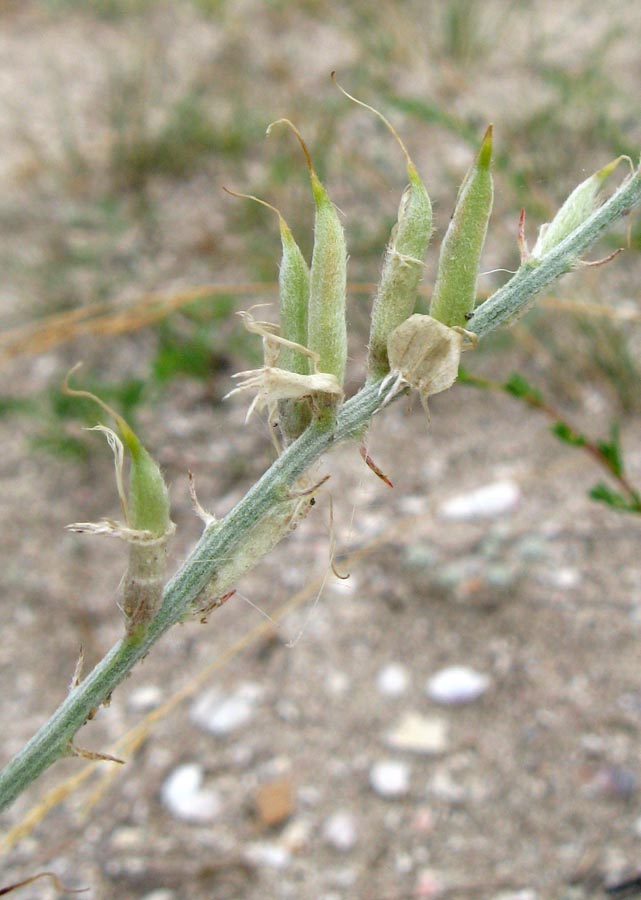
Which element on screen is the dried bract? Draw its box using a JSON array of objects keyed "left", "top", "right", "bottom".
[{"left": 384, "top": 313, "right": 476, "bottom": 411}]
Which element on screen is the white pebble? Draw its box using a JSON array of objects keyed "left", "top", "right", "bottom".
[
  {"left": 128, "top": 684, "right": 163, "bottom": 712},
  {"left": 545, "top": 566, "right": 581, "bottom": 589},
  {"left": 281, "top": 817, "right": 313, "bottom": 852},
  {"left": 370, "top": 760, "right": 411, "bottom": 798},
  {"left": 323, "top": 810, "right": 358, "bottom": 851},
  {"left": 245, "top": 842, "right": 291, "bottom": 869},
  {"left": 376, "top": 663, "right": 410, "bottom": 697},
  {"left": 161, "top": 764, "right": 221, "bottom": 823},
  {"left": 142, "top": 892, "right": 176, "bottom": 900},
  {"left": 385, "top": 712, "right": 449, "bottom": 755},
  {"left": 426, "top": 666, "right": 490, "bottom": 705},
  {"left": 190, "top": 683, "right": 262, "bottom": 735},
  {"left": 439, "top": 480, "right": 520, "bottom": 520}
]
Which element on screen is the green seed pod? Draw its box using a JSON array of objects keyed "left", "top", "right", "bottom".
[
  {"left": 269, "top": 119, "right": 347, "bottom": 409},
  {"left": 64, "top": 368, "right": 173, "bottom": 635},
  {"left": 532, "top": 156, "right": 626, "bottom": 259},
  {"left": 309, "top": 169, "right": 347, "bottom": 388},
  {"left": 224, "top": 187, "right": 311, "bottom": 442},
  {"left": 330, "top": 79, "right": 433, "bottom": 380},
  {"left": 368, "top": 166, "right": 433, "bottom": 379},
  {"left": 278, "top": 215, "right": 314, "bottom": 440},
  {"left": 429, "top": 125, "right": 493, "bottom": 328},
  {"left": 120, "top": 423, "right": 171, "bottom": 537}
]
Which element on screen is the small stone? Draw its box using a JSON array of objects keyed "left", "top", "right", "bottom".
[
  {"left": 376, "top": 663, "right": 410, "bottom": 697},
  {"left": 633, "top": 815, "right": 641, "bottom": 837},
  {"left": 426, "top": 666, "right": 490, "bottom": 705},
  {"left": 369, "top": 760, "right": 411, "bottom": 798},
  {"left": 325, "top": 670, "right": 350, "bottom": 696},
  {"left": 142, "top": 892, "right": 176, "bottom": 900},
  {"left": 161, "top": 763, "right": 220, "bottom": 823},
  {"left": 110, "top": 826, "right": 144, "bottom": 850},
  {"left": 281, "top": 817, "right": 312, "bottom": 852},
  {"left": 245, "top": 842, "right": 291, "bottom": 869},
  {"left": 128, "top": 684, "right": 163, "bottom": 712},
  {"left": 439, "top": 480, "right": 520, "bottom": 520},
  {"left": 254, "top": 778, "right": 295, "bottom": 828},
  {"left": 545, "top": 566, "right": 581, "bottom": 589},
  {"left": 190, "top": 683, "right": 262, "bottom": 735},
  {"left": 323, "top": 810, "right": 358, "bottom": 851},
  {"left": 385, "top": 712, "right": 449, "bottom": 755}
]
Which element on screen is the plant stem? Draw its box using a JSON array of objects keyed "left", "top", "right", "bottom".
[
  {"left": 468, "top": 167, "right": 641, "bottom": 336},
  {"left": 0, "top": 378, "right": 389, "bottom": 813},
  {"left": 1, "top": 163, "right": 641, "bottom": 814}
]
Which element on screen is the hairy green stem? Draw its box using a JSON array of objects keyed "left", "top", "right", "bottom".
[
  {"left": 468, "top": 166, "right": 641, "bottom": 336},
  {"left": 1, "top": 164, "right": 640, "bottom": 814},
  {"left": 0, "top": 379, "right": 389, "bottom": 812}
]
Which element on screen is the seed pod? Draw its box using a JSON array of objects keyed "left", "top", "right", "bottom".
[
  {"left": 64, "top": 369, "right": 173, "bottom": 635},
  {"left": 368, "top": 167, "right": 433, "bottom": 379},
  {"left": 331, "top": 78, "right": 433, "bottom": 380},
  {"left": 532, "top": 156, "right": 627, "bottom": 259},
  {"left": 224, "top": 188, "right": 311, "bottom": 441},
  {"left": 269, "top": 119, "right": 347, "bottom": 411},
  {"left": 277, "top": 214, "right": 314, "bottom": 439},
  {"left": 429, "top": 125, "right": 493, "bottom": 328}
]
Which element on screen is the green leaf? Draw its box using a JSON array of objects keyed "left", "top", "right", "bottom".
[
  {"left": 589, "top": 481, "right": 639, "bottom": 513},
  {"left": 503, "top": 373, "right": 543, "bottom": 404},
  {"left": 596, "top": 424, "right": 623, "bottom": 477},
  {"left": 551, "top": 421, "right": 587, "bottom": 447}
]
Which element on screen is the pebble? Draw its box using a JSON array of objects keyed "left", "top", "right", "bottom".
[
  {"left": 142, "top": 892, "right": 176, "bottom": 900},
  {"left": 128, "top": 684, "right": 163, "bottom": 712},
  {"left": 439, "top": 480, "right": 521, "bottom": 520},
  {"left": 254, "top": 778, "right": 295, "bottom": 827},
  {"left": 426, "top": 666, "right": 490, "bottom": 705},
  {"left": 161, "top": 764, "right": 221, "bottom": 823},
  {"left": 190, "top": 683, "right": 263, "bottom": 735},
  {"left": 323, "top": 810, "right": 358, "bottom": 851},
  {"left": 281, "top": 817, "right": 313, "bottom": 852},
  {"left": 633, "top": 815, "right": 641, "bottom": 837},
  {"left": 110, "top": 826, "right": 144, "bottom": 850},
  {"left": 544, "top": 566, "right": 581, "bottom": 589},
  {"left": 245, "top": 842, "right": 291, "bottom": 869},
  {"left": 369, "top": 760, "right": 411, "bottom": 798},
  {"left": 376, "top": 663, "right": 410, "bottom": 697},
  {"left": 385, "top": 712, "right": 449, "bottom": 755}
]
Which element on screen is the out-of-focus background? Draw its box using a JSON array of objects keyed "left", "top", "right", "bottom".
[{"left": 1, "top": 2, "right": 641, "bottom": 898}]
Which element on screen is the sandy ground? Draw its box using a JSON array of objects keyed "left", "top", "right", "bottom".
[{"left": 1, "top": 3, "right": 641, "bottom": 899}]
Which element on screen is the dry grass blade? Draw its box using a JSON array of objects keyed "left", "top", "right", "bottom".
[{"left": 2, "top": 286, "right": 638, "bottom": 369}]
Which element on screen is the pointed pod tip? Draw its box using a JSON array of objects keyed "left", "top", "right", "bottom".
[
  {"left": 595, "top": 155, "right": 628, "bottom": 184},
  {"left": 478, "top": 125, "right": 493, "bottom": 168},
  {"left": 311, "top": 169, "right": 329, "bottom": 206}
]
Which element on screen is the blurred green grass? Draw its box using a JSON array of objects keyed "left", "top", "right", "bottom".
[{"left": 1, "top": 0, "right": 640, "bottom": 453}]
